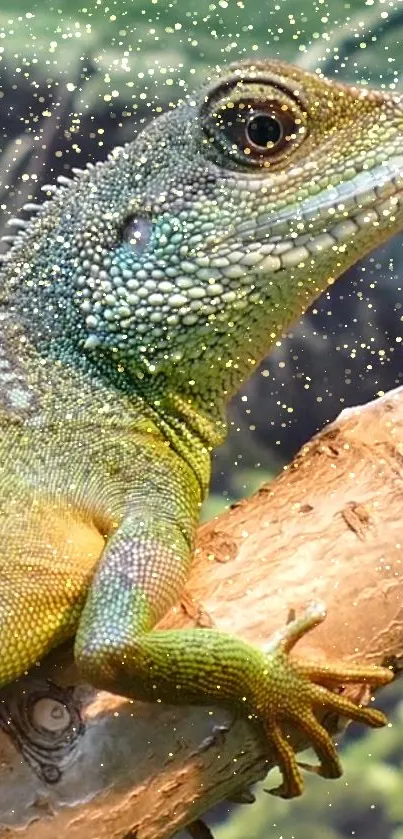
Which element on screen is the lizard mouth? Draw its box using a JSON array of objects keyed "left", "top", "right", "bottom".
[
  {"left": 237, "top": 154, "right": 403, "bottom": 239},
  {"left": 223, "top": 153, "right": 403, "bottom": 272},
  {"left": 194, "top": 153, "right": 403, "bottom": 289}
]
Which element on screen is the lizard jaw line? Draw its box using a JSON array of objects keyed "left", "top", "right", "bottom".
[
  {"left": 233, "top": 153, "right": 403, "bottom": 245},
  {"left": 215, "top": 188, "right": 403, "bottom": 280},
  {"left": 253, "top": 190, "right": 403, "bottom": 274}
]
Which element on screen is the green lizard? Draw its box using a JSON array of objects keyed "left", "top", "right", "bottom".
[{"left": 0, "top": 58, "right": 400, "bottom": 799}]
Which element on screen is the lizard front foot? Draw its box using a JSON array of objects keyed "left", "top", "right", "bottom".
[{"left": 256, "top": 602, "right": 392, "bottom": 798}]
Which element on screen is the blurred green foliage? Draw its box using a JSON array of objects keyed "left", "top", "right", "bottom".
[{"left": 1, "top": 0, "right": 402, "bottom": 115}]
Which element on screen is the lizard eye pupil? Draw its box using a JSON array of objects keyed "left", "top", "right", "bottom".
[{"left": 246, "top": 113, "right": 283, "bottom": 150}]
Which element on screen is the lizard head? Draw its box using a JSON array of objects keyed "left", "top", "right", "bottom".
[{"left": 2, "top": 59, "right": 403, "bottom": 407}]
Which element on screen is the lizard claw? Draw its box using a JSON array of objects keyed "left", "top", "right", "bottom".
[{"left": 258, "top": 603, "right": 392, "bottom": 798}]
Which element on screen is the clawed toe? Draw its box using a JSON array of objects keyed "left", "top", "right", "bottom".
[
  {"left": 264, "top": 721, "right": 304, "bottom": 798},
  {"left": 259, "top": 604, "right": 392, "bottom": 799},
  {"left": 296, "top": 707, "right": 343, "bottom": 779},
  {"left": 312, "top": 683, "right": 389, "bottom": 728}
]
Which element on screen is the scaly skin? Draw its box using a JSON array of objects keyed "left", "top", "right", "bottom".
[{"left": 0, "top": 59, "right": 401, "bottom": 797}]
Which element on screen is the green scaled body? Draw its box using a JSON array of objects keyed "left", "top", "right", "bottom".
[{"left": 0, "top": 59, "right": 401, "bottom": 796}]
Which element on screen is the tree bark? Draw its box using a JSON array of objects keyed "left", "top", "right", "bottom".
[{"left": 0, "top": 387, "right": 402, "bottom": 839}]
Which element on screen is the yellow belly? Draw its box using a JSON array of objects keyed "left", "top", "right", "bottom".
[{"left": 0, "top": 487, "right": 105, "bottom": 686}]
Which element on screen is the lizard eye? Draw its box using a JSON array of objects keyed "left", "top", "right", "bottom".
[
  {"left": 212, "top": 100, "right": 298, "bottom": 162},
  {"left": 202, "top": 75, "right": 307, "bottom": 167}
]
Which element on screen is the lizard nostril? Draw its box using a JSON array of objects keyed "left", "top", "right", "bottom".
[{"left": 122, "top": 216, "right": 153, "bottom": 253}]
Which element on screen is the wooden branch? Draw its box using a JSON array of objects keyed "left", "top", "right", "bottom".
[{"left": 1, "top": 388, "right": 403, "bottom": 839}]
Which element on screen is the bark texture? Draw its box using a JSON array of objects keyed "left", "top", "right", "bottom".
[{"left": 0, "top": 387, "right": 402, "bottom": 839}]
